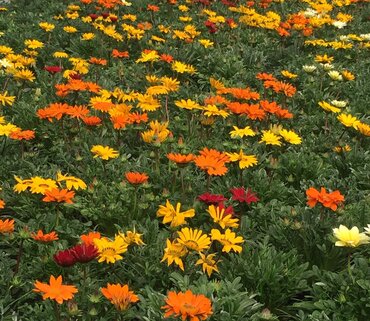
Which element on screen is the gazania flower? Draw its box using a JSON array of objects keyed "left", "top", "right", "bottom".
[
  {"left": 91, "top": 145, "right": 119, "bottom": 160},
  {"left": 157, "top": 200, "right": 195, "bottom": 227},
  {"left": 231, "top": 187, "right": 259, "bottom": 204},
  {"left": 279, "top": 129, "right": 302, "bottom": 145},
  {"left": 29, "top": 177, "right": 58, "bottom": 194},
  {"left": 259, "top": 130, "right": 282, "bottom": 146},
  {"left": 125, "top": 172, "right": 149, "bottom": 185},
  {"left": 211, "top": 228, "right": 244, "bottom": 253},
  {"left": 9, "top": 130, "right": 35, "bottom": 140},
  {"left": 94, "top": 237, "right": 128, "bottom": 264},
  {"left": 101, "top": 283, "right": 139, "bottom": 311},
  {"left": 161, "top": 239, "right": 188, "bottom": 270},
  {"left": 306, "top": 187, "right": 322, "bottom": 208},
  {"left": 44, "top": 66, "right": 62, "bottom": 74},
  {"left": 196, "top": 253, "right": 220, "bottom": 277},
  {"left": 33, "top": 275, "right": 78, "bottom": 304},
  {"left": 306, "top": 187, "right": 344, "bottom": 211},
  {"left": 118, "top": 230, "right": 145, "bottom": 246},
  {"left": 54, "top": 249, "right": 77, "bottom": 267},
  {"left": 0, "top": 199, "right": 5, "bottom": 209},
  {"left": 229, "top": 125, "right": 255, "bottom": 138},
  {"left": 226, "top": 150, "right": 258, "bottom": 169},
  {"left": 167, "top": 153, "right": 195, "bottom": 166},
  {"left": 42, "top": 188, "right": 75, "bottom": 204},
  {"left": 176, "top": 227, "right": 211, "bottom": 252},
  {"left": 70, "top": 243, "right": 98, "bottom": 263},
  {"left": 32, "top": 230, "right": 59, "bottom": 242},
  {"left": 57, "top": 173, "right": 87, "bottom": 190},
  {"left": 197, "top": 192, "right": 226, "bottom": 205},
  {"left": 194, "top": 155, "right": 228, "bottom": 176},
  {"left": 0, "top": 91, "right": 16, "bottom": 106},
  {"left": 333, "top": 225, "right": 370, "bottom": 247},
  {"left": 162, "top": 290, "right": 213, "bottom": 321},
  {"left": 80, "top": 231, "right": 101, "bottom": 245},
  {"left": 207, "top": 205, "right": 239, "bottom": 229},
  {"left": 337, "top": 113, "right": 360, "bottom": 129},
  {"left": 0, "top": 219, "right": 14, "bottom": 234},
  {"left": 318, "top": 101, "right": 341, "bottom": 113}
]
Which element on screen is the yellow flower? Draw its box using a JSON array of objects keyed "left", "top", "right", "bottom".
[
  {"left": 57, "top": 173, "right": 87, "bottom": 190},
  {"left": 203, "top": 104, "right": 229, "bottom": 118},
  {"left": 53, "top": 51, "right": 69, "bottom": 59},
  {"left": 63, "top": 26, "right": 78, "bottom": 33},
  {"left": 94, "top": 237, "right": 128, "bottom": 264},
  {"left": 0, "top": 91, "right": 15, "bottom": 106},
  {"left": 333, "top": 225, "right": 370, "bottom": 247},
  {"left": 315, "top": 54, "right": 334, "bottom": 64},
  {"left": 318, "top": 101, "right": 341, "bottom": 113},
  {"left": 81, "top": 33, "right": 95, "bottom": 40},
  {"left": 91, "top": 145, "right": 119, "bottom": 160},
  {"left": 161, "top": 239, "right": 187, "bottom": 271},
  {"left": 13, "top": 176, "right": 33, "bottom": 193},
  {"left": 13, "top": 69, "right": 35, "bottom": 82},
  {"left": 198, "top": 39, "right": 214, "bottom": 48},
  {"left": 161, "top": 77, "right": 180, "bottom": 92},
  {"left": 141, "top": 120, "right": 170, "bottom": 144},
  {"left": 337, "top": 113, "right": 360, "bottom": 129},
  {"left": 281, "top": 70, "right": 298, "bottom": 79},
  {"left": 151, "top": 35, "right": 166, "bottom": 43},
  {"left": 136, "top": 94, "right": 160, "bottom": 111},
  {"left": 0, "top": 123, "right": 19, "bottom": 136},
  {"left": 176, "top": 227, "right": 211, "bottom": 252},
  {"left": 356, "top": 122, "right": 370, "bottom": 136},
  {"left": 24, "top": 39, "right": 44, "bottom": 49},
  {"left": 259, "top": 130, "right": 282, "bottom": 146},
  {"left": 135, "top": 50, "right": 159, "bottom": 63},
  {"left": 39, "top": 22, "right": 55, "bottom": 32},
  {"left": 196, "top": 253, "right": 220, "bottom": 277},
  {"left": 226, "top": 150, "right": 258, "bottom": 169},
  {"left": 171, "top": 61, "right": 196, "bottom": 74},
  {"left": 29, "top": 176, "right": 58, "bottom": 194},
  {"left": 207, "top": 205, "right": 239, "bottom": 229},
  {"left": 156, "top": 200, "right": 195, "bottom": 227},
  {"left": 341, "top": 70, "right": 355, "bottom": 81},
  {"left": 210, "top": 229, "right": 244, "bottom": 253},
  {"left": 118, "top": 230, "right": 145, "bottom": 246},
  {"left": 175, "top": 99, "right": 201, "bottom": 110},
  {"left": 178, "top": 5, "right": 189, "bottom": 12},
  {"left": 279, "top": 129, "right": 302, "bottom": 145},
  {"left": 229, "top": 126, "right": 255, "bottom": 139}
]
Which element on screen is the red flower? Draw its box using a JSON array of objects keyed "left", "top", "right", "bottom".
[
  {"left": 198, "top": 192, "right": 226, "bottom": 205},
  {"left": 217, "top": 202, "right": 234, "bottom": 216},
  {"left": 71, "top": 243, "right": 98, "bottom": 263},
  {"left": 89, "top": 13, "right": 99, "bottom": 20},
  {"left": 231, "top": 187, "right": 259, "bottom": 204},
  {"left": 44, "top": 66, "right": 63, "bottom": 74},
  {"left": 53, "top": 249, "right": 77, "bottom": 267}
]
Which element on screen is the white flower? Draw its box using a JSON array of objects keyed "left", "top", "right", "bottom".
[
  {"left": 303, "top": 8, "right": 318, "bottom": 17},
  {"left": 360, "top": 33, "right": 370, "bottom": 41},
  {"left": 328, "top": 71, "right": 343, "bottom": 81},
  {"left": 332, "top": 21, "right": 347, "bottom": 29},
  {"left": 330, "top": 100, "right": 347, "bottom": 108},
  {"left": 322, "top": 63, "right": 334, "bottom": 71},
  {"left": 302, "top": 65, "right": 317, "bottom": 73}
]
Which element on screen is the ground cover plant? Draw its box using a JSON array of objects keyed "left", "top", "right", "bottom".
[{"left": 0, "top": 0, "right": 369, "bottom": 320}]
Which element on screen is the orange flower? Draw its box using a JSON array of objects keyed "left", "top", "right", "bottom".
[
  {"left": 42, "top": 188, "right": 75, "bottom": 204},
  {"left": 101, "top": 283, "right": 139, "bottom": 311},
  {"left": 199, "top": 147, "right": 230, "bottom": 163},
  {"left": 162, "top": 290, "right": 213, "bottom": 321},
  {"left": 306, "top": 187, "right": 322, "bottom": 208},
  {"left": 125, "top": 172, "right": 149, "bottom": 185},
  {"left": 147, "top": 4, "right": 159, "bottom": 11},
  {"left": 194, "top": 155, "right": 228, "bottom": 176},
  {"left": 321, "top": 190, "right": 345, "bottom": 211},
  {"left": 0, "top": 219, "right": 14, "bottom": 234},
  {"left": 111, "top": 114, "right": 132, "bottom": 129},
  {"left": 256, "top": 72, "right": 276, "bottom": 81},
  {"left": 9, "top": 130, "right": 35, "bottom": 140},
  {"left": 160, "top": 54, "right": 174, "bottom": 63},
  {"left": 0, "top": 199, "right": 5, "bottom": 209},
  {"left": 80, "top": 231, "right": 101, "bottom": 245},
  {"left": 32, "top": 230, "right": 59, "bottom": 242},
  {"left": 112, "top": 49, "right": 129, "bottom": 58},
  {"left": 306, "top": 187, "right": 344, "bottom": 211},
  {"left": 33, "top": 275, "right": 78, "bottom": 304},
  {"left": 128, "top": 112, "right": 148, "bottom": 124},
  {"left": 82, "top": 115, "right": 102, "bottom": 126},
  {"left": 89, "top": 57, "right": 107, "bottom": 65},
  {"left": 167, "top": 153, "right": 195, "bottom": 165}
]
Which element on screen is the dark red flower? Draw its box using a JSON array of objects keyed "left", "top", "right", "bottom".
[
  {"left": 109, "top": 16, "right": 118, "bottom": 22},
  {"left": 71, "top": 243, "right": 98, "bottom": 263},
  {"left": 217, "top": 202, "right": 234, "bottom": 216},
  {"left": 70, "top": 73, "right": 82, "bottom": 80},
  {"left": 44, "top": 66, "right": 63, "bottom": 74},
  {"left": 89, "top": 13, "right": 99, "bottom": 20},
  {"left": 198, "top": 192, "right": 227, "bottom": 205},
  {"left": 101, "top": 12, "right": 109, "bottom": 18},
  {"left": 231, "top": 187, "right": 259, "bottom": 204},
  {"left": 53, "top": 249, "right": 77, "bottom": 267},
  {"left": 205, "top": 20, "right": 217, "bottom": 33}
]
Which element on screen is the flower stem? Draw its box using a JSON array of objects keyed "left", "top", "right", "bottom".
[
  {"left": 348, "top": 253, "right": 354, "bottom": 283},
  {"left": 54, "top": 302, "right": 61, "bottom": 321},
  {"left": 14, "top": 239, "right": 24, "bottom": 276}
]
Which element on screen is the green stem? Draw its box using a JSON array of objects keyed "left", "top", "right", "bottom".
[
  {"left": 54, "top": 301, "right": 61, "bottom": 321},
  {"left": 206, "top": 174, "right": 211, "bottom": 192},
  {"left": 133, "top": 187, "right": 138, "bottom": 220},
  {"left": 348, "top": 253, "right": 354, "bottom": 283}
]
